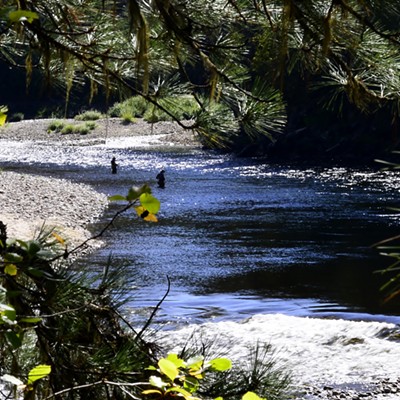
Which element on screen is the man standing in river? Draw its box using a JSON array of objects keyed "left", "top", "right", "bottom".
[
  {"left": 156, "top": 168, "right": 165, "bottom": 188},
  {"left": 111, "top": 157, "right": 118, "bottom": 174}
]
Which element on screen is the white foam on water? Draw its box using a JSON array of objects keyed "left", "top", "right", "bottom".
[{"left": 156, "top": 313, "right": 400, "bottom": 387}]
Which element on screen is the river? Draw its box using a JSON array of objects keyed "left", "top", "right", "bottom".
[{"left": 1, "top": 134, "right": 400, "bottom": 396}]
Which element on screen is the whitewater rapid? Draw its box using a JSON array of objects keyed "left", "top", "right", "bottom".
[{"left": 154, "top": 313, "right": 400, "bottom": 398}]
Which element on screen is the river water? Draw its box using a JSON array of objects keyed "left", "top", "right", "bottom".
[{"left": 1, "top": 135, "right": 400, "bottom": 393}]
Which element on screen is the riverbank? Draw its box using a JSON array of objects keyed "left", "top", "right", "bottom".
[{"left": 0, "top": 117, "right": 199, "bottom": 146}]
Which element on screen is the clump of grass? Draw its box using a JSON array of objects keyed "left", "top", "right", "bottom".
[
  {"left": 74, "top": 110, "right": 103, "bottom": 121},
  {"left": 60, "top": 124, "right": 76, "bottom": 135},
  {"left": 121, "top": 112, "right": 136, "bottom": 124},
  {"left": 84, "top": 121, "right": 97, "bottom": 130},
  {"left": 48, "top": 121, "right": 97, "bottom": 135},
  {"left": 47, "top": 120, "right": 65, "bottom": 133}
]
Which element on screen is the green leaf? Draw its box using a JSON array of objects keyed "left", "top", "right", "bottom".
[
  {"left": 5, "top": 331, "right": 23, "bottom": 348},
  {"left": 183, "top": 375, "right": 199, "bottom": 393},
  {"left": 19, "top": 317, "right": 42, "bottom": 324},
  {"left": 208, "top": 358, "right": 232, "bottom": 372},
  {"left": 108, "top": 194, "right": 127, "bottom": 202},
  {"left": 8, "top": 10, "right": 39, "bottom": 24},
  {"left": 127, "top": 187, "right": 142, "bottom": 201},
  {"left": 26, "top": 268, "right": 44, "bottom": 278},
  {"left": 140, "top": 193, "right": 160, "bottom": 214},
  {"left": 4, "top": 253, "right": 23, "bottom": 263},
  {"left": 158, "top": 358, "right": 179, "bottom": 382},
  {"left": 167, "top": 353, "right": 185, "bottom": 368},
  {"left": 27, "top": 241, "right": 41, "bottom": 257},
  {"left": 3, "top": 307, "right": 16, "bottom": 321},
  {"left": 242, "top": 392, "right": 265, "bottom": 400},
  {"left": 27, "top": 365, "right": 51, "bottom": 385}
]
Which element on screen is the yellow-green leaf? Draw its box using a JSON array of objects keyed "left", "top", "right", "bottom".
[
  {"left": 0, "top": 112, "right": 6, "bottom": 126},
  {"left": 0, "top": 105, "right": 7, "bottom": 126},
  {"left": 140, "top": 193, "right": 160, "bottom": 214},
  {"left": 167, "top": 353, "right": 185, "bottom": 368},
  {"left": 186, "top": 356, "right": 204, "bottom": 370},
  {"left": 127, "top": 184, "right": 151, "bottom": 201},
  {"left": 8, "top": 10, "right": 39, "bottom": 24},
  {"left": 208, "top": 358, "right": 232, "bottom": 372},
  {"left": 4, "top": 264, "right": 17, "bottom": 276},
  {"left": 27, "top": 365, "right": 51, "bottom": 385},
  {"left": 242, "top": 392, "right": 265, "bottom": 400},
  {"left": 158, "top": 358, "right": 179, "bottom": 382}
]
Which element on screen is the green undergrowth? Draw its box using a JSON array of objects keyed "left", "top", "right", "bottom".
[{"left": 47, "top": 120, "right": 97, "bottom": 135}]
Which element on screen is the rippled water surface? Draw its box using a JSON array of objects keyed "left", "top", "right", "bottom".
[{"left": 1, "top": 137, "right": 400, "bottom": 326}]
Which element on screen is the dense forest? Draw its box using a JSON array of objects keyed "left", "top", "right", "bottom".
[{"left": 1, "top": 0, "right": 400, "bottom": 164}]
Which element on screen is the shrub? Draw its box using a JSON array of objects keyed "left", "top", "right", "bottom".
[
  {"left": 84, "top": 121, "right": 97, "bottom": 131},
  {"left": 109, "top": 95, "right": 199, "bottom": 122},
  {"left": 121, "top": 112, "right": 136, "bottom": 124},
  {"left": 109, "top": 96, "right": 148, "bottom": 118},
  {"left": 47, "top": 120, "right": 65, "bottom": 133},
  {"left": 75, "top": 110, "right": 103, "bottom": 121},
  {"left": 60, "top": 124, "right": 76, "bottom": 134},
  {"left": 49, "top": 121, "right": 97, "bottom": 135}
]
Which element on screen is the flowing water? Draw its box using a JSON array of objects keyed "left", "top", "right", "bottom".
[{"left": 1, "top": 135, "right": 400, "bottom": 391}]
